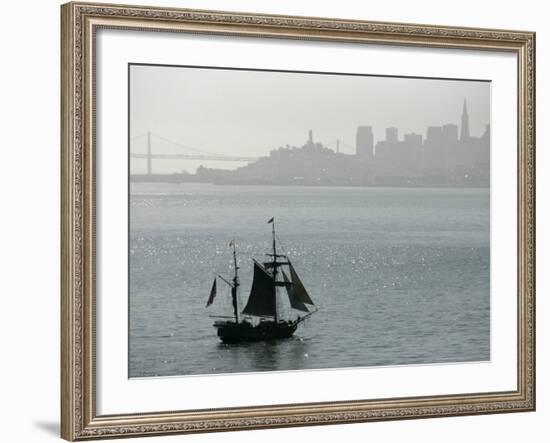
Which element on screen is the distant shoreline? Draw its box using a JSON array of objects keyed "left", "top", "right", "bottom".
[{"left": 129, "top": 175, "right": 489, "bottom": 190}]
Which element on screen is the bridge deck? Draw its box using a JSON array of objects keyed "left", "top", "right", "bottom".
[{"left": 130, "top": 153, "right": 257, "bottom": 162}]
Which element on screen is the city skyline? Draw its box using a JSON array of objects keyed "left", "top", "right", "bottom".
[
  {"left": 131, "top": 98, "right": 489, "bottom": 188},
  {"left": 354, "top": 99, "right": 489, "bottom": 185},
  {"left": 130, "top": 64, "right": 490, "bottom": 175}
]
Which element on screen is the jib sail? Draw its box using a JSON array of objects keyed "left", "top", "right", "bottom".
[
  {"left": 288, "top": 261, "right": 315, "bottom": 306},
  {"left": 282, "top": 270, "right": 309, "bottom": 312}
]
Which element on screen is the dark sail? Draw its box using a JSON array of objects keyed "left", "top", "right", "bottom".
[
  {"left": 242, "top": 262, "right": 276, "bottom": 317},
  {"left": 205, "top": 278, "right": 217, "bottom": 307},
  {"left": 289, "top": 262, "right": 314, "bottom": 306},
  {"left": 282, "top": 270, "right": 309, "bottom": 312}
]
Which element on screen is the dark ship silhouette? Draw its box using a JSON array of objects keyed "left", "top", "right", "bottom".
[{"left": 206, "top": 218, "right": 317, "bottom": 343}]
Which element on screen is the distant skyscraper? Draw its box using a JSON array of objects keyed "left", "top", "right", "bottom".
[
  {"left": 481, "top": 123, "right": 490, "bottom": 142},
  {"left": 424, "top": 126, "right": 446, "bottom": 174},
  {"left": 356, "top": 126, "right": 374, "bottom": 159},
  {"left": 442, "top": 124, "right": 459, "bottom": 143},
  {"left": 386, "top": 127, "right": 398, "bottom": 143},
  {"left": 426, "top": 126, "right": 443, "bottom": 143},
  {"left": 460, "top": 99, "right": 470, "bottom": 142},
  {"left": 404, "top": 133, "right": 423, "bottom": 146}
]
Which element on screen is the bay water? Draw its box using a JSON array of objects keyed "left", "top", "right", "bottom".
[{"left": 129, "top": 183, "right": 489, "bottom": 377}]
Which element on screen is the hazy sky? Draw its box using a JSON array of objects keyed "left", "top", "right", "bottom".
[{"left": 130, "top": 64, "right": 490, "bottom": 174}]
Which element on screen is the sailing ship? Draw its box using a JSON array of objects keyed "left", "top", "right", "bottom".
[{"left": 205, "top": 218, "right": 317, "bottom": 343}]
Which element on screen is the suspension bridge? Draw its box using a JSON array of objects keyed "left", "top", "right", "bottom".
[
  {"left": 131, "top": 131, "right": 354, "bottom": 175},
  {"left": 130, "top": 131, "right": 259, "bottom": 175}
]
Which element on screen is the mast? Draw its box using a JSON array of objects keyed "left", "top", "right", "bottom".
[
  {"left": 242, "top": 219, "right": 316, "bottom": 322},
  {"left": 231, "top": 241, "right": 240, "bottom": 324},
  {"left": 271, "top": 218, "right": 278, "bottom": 323}
]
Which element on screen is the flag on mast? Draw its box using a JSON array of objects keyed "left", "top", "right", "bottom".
[
  {"left": 267, "top": 217, "right": 274, "bottom": 224},
  {"left": 206, "top": 278, "right": 217, "bottom": 307},
  {"left": 229, "top": 239, "right": 234, "bottom": 247}
]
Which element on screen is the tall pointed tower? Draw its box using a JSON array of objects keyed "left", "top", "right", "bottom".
[{"left": 460, "top": 98, "right": 470, "bottom": 142}]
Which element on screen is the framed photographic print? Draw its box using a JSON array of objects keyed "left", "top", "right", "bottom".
[{"left": 61, "top": 2, "right": 536, "bottom": 440}]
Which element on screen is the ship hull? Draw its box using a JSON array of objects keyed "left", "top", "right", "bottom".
[{"left": 214, "top": 320, "right": 298, "bottom": 343}]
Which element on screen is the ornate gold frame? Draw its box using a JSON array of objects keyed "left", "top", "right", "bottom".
[{"left": 61, "top": 2, "right": 536, "bottom": 440}]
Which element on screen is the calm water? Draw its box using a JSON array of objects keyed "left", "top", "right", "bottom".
[{"left": 129, "top": 183, "right": 490, "bottom": 377}]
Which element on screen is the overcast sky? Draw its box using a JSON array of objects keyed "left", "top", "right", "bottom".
[{"left": 129, "top": 64, "right": 490, "bottom": 174}]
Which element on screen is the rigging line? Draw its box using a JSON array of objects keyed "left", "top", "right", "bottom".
[
  {"left": 274, "top": 232, "right": 290, "bottom": 260},
  {"left": 216, "top": 274, "right": 233, "bottom": 287}
]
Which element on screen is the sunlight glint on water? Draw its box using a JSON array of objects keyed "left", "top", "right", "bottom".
[{"left": 129, "top": 183, "right": 490, "bottom": 377}]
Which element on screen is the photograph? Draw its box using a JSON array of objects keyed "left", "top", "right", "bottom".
[{"left": 128, "top": 64, "right": 491, "bottom": 378}]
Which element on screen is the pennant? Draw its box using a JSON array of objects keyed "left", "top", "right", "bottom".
[
  {"left": 267, "top": 217, "right": 274, "bottom": 224},
  {"left": 229, "top": 239, "right": 234, "bottom": 247},
  {"left": 206, "top": 278, "right": 217, "bottom": 307}
]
